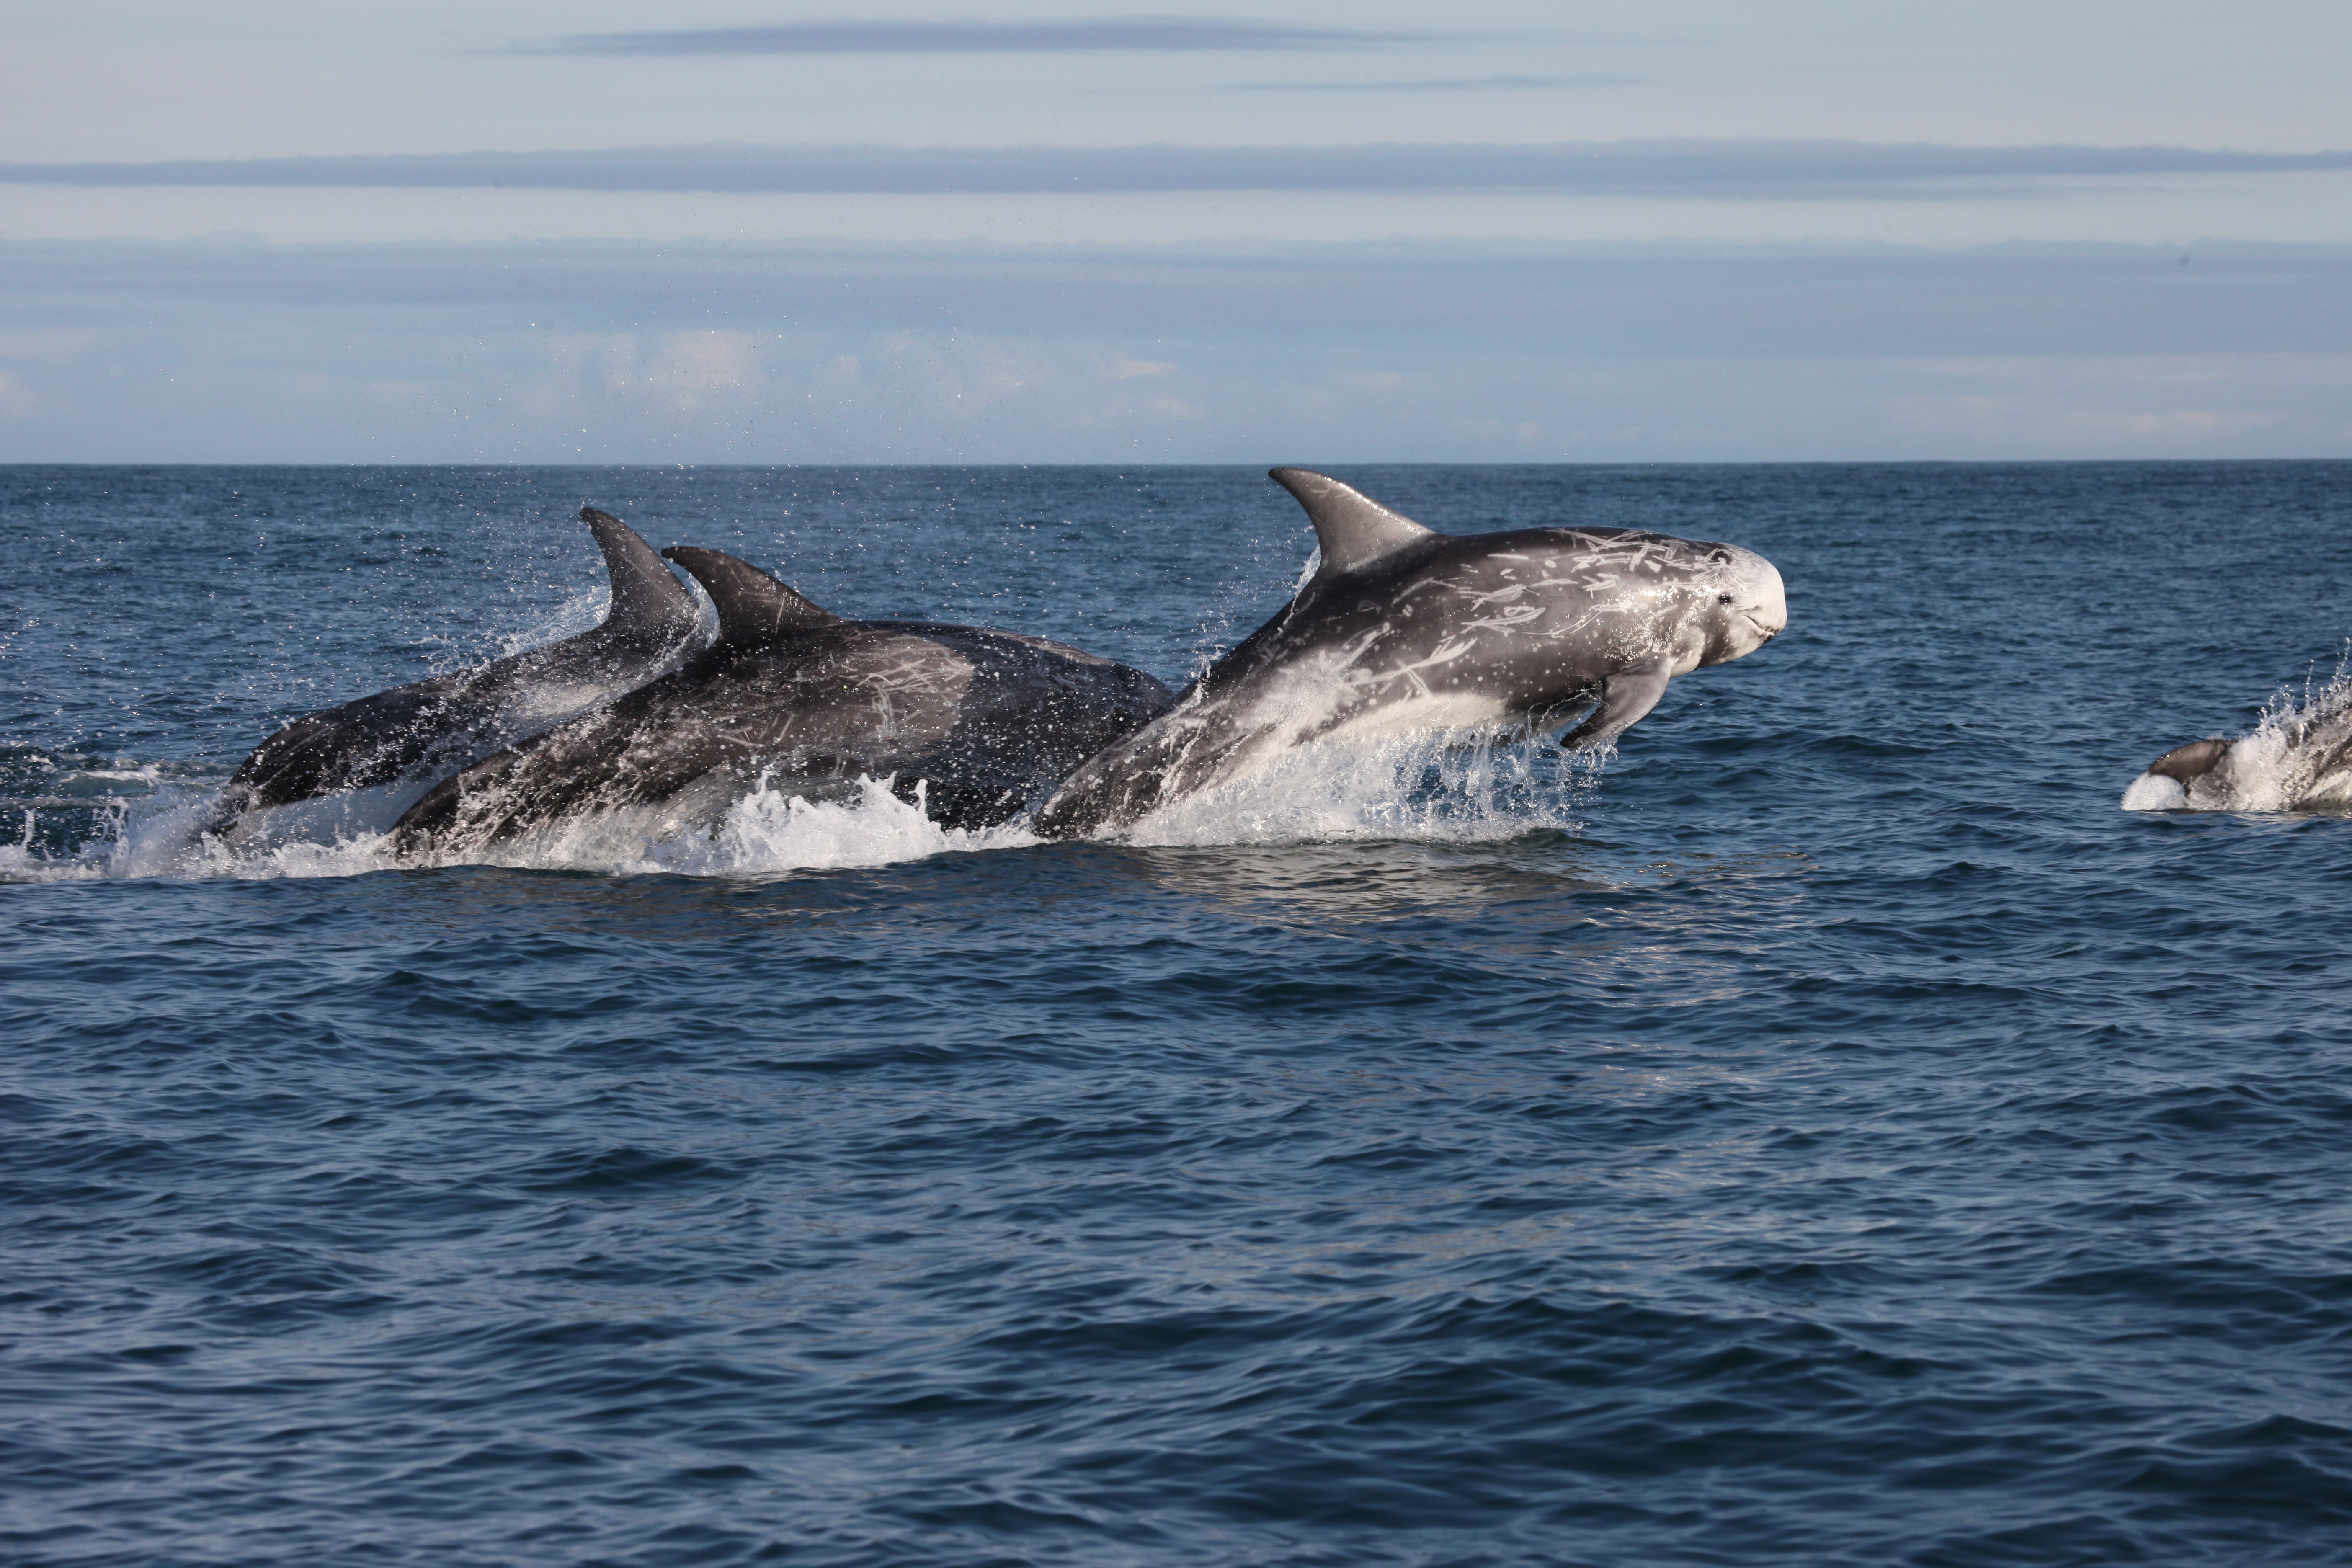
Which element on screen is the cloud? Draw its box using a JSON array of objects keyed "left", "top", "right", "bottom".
[
  {"left": 527, "top": 18, "right": 1447, "bottom": 56},
  {"left": 1230, "top": 76, "right": 1640, "bottom": 93},
  {"left": 647, "top": 330, "right": 766, "bottom": 401},
  {"left": 7, "top": 140, "right": 2349, "bottom": 198},
  {"left": 560, "top": 330, "right": 769, "bottom": 410},
  {"left": 0, "top": 328, "right": 98, "bottom": 361},
  {"left": 8, "top": 237, "right": 2349, "bottom": 360},
  {"left": 5, "top": 237, "right": 2350, "bottom": 461}
]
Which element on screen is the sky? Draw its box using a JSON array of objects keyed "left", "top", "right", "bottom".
[{"left": 2, "top": 1, "right": 2349, "bottom": 462}]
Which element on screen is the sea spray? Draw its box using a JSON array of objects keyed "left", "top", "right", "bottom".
[
  {"left": 1124, "top": 729, "right": 1598, "bottom": 849},
  {"left": 3, "top": 732, "right": 1604, "bottom": 882},
  {"left": 644, "top": 775, "right": 1035, "bottom": 877}
]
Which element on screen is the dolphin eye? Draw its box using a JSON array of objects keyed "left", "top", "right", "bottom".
[{"left": 1717, "top": 593, "right": 1733, "bottom": 604}]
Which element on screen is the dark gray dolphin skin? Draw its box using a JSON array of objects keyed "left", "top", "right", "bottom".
[
  {"left": 1034, "top": 467, "right": 1788, "bottom": 839},
  {"left": 389, "top": 547, "right": 1175, "bottom": 855},
  {"left": 204, "top": 506, "right": 707, "bottom": 839}
]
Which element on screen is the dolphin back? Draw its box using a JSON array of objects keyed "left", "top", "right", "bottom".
[
  {"left": 206, "top": 507, "right": 706, "bottom": 836},
  {"left": 392, "top": 615, "right": 1176, "bottom": 856}
]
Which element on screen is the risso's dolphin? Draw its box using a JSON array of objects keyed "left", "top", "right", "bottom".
[
  {"left": 390, "top": 546, "right": 1176, "bottom": 856},
  {"left": 1034, "top": 467, "right": 1787, "bottom": 839},
  {"left": 205, "top": 506, "right": 707, "bottom": 841},
  {"left": 2124, "top": 676, "right": 2352, "bottom": 812}
]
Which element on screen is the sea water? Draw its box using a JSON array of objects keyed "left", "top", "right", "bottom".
[{"left": 4, "top": 463, "right": 2351, "bottom": 1566}]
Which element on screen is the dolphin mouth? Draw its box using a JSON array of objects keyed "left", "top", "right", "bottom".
[{"left": 1741, "top": 610, "right": 1782, "bottom": 640}]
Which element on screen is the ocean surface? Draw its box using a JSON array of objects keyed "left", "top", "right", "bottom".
[{"left": 5, "top": 462, "right": 2352, "bottom": 1567}]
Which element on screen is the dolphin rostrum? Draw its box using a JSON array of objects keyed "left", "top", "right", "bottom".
[
  {"left": 1034, "top": 468, "right": 1788, "bottom": 839},
  {"left": 390, "top": 546, "right": 1176, "bottom": 856},
  {"left": 205, "top": 506, "right": 708, "bottom": 841}
]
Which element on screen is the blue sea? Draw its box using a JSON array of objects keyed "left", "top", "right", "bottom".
[{"left": 5, "top": 462, "right": 2352, "bottom": 1567}]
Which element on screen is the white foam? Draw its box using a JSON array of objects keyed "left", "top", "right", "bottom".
[
  {"left": 673, "top": 775, "right": 1037, "bottom": 873},
  {"left": 0, "top": 839, "right": 108, "bottom": 882},
  {"left": 415, "top": 774, "right": 1033, "bottom": 878},
  {"left": 7, "top": 729, "right": 1603, "bottom": 883},
  {"left": 2120, "top": 772, "right": 2187, "bottom": 812},
  {"left": 1124, "top": 730, "right": 1594, "bottom": 848}
]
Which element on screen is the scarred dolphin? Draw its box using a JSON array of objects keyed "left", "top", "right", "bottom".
[
  {"left": 390, "top": 546, "right": 1175, "bottom": 856},
  {"left": 1034, "top": 468, "right": 1787, "bottom": 839},
  {"left": 205, "top": 506, "right": 707, "bottom": 841}
]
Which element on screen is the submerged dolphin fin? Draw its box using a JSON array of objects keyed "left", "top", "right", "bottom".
[
  {"left": 580, "top": 507, "right": 704, "bottom": 645},
  {"left": 1559, "top": 655, "right": 1674, "bottom": 750},
  {"left": 662, "top": 546, "right": 842, "bottom": 647},
  {"left": 1270, "top": 468, "right": 1438, "bottom": 581}
]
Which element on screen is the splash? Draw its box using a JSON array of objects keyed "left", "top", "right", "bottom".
[
  {"left": 1123, "top": 729, "right": 1597, "bottom": 848},
  {"left": 4, "top": 731, "right": 1603, "bottom": 882},
  {"left": 1, "top": 784, "right": 410, "bottom": 884},
  {"left": 2123, "top": 648, "right": 2352, "bottom": 813},
  {"left": 1, "top": 770, "right": 1034, "bottom": 883},
  {"left": 0, "top": 749, "right": 217, "bottom": 882},
  {"left": 411, "top": 774, "right": 1033, "bottom": 877},
  {"left": 2118, "top": 771, "right": 2191, "bottom": 812},
  {"left": 490, "top": 586, "right": 608, "bottom": 661}
]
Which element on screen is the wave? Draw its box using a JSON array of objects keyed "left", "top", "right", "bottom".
[{"left": 1, "top": 731, "right": 1593, "bottom": 884}]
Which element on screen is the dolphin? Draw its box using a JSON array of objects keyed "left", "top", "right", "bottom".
[
  {"left": 390, "top": 546, "right": 1176, "bottom": 856},
  {"left": 1034, "top": 467, "right": 1788, "bottom": 839},
  {"left": 2124, "top": 678, "right": 2352, "bottom": 812},
  {"left": 205, "top": 506, "right": 707, "bottom": 841}
]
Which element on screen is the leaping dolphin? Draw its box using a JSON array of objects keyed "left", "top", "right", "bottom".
[
  {"left": 205, "top": 506, "right": 707, "bottom": 841},
  {"left": 390, "top": 547, "right": 1176, "bottom": 857},
  {"left": 1034, "top": 468, "right": 1787, "bottom": 839}
]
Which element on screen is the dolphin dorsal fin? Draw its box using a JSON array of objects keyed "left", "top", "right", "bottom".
[
  {"left": 661, "top": 546, "right": 841, "bottom": 647},
  {"left": 580, "top": 506, "right": 703, "bottom": 643},
  {"left": 583, "top": 506, "right": 703, "bottom": 642},
  {"left": 1270, "top": 468, "right": 1437, "bottom": 580}
]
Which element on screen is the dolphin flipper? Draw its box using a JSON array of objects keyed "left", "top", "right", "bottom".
[
  {"left": 662, "top": 547, "right": 841, "bottom": 648},
  {"left": 1270, "top": 468, "right": 1437, "bottom": 580},
  {"left": 1559, "top": 655, "right": 1673, "bottom": 750}
]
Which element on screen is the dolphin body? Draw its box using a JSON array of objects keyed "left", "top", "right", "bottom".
[
  {"left": 391, "top": 546, "right": 1176, "bottom": 856},
  {"left": 205, "top": 506, "right": 708, "bottom": 843},
  {"left": 1034, "top": 468, "right": 1788, "bottom": 839},
  {"left": 2124, "top": 686, "right": 2352, "bottom": 812}
]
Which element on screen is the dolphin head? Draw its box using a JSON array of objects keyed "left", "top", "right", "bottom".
[{"left": 1677, "top": 542, "right": 1787, "bottom": 672}]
